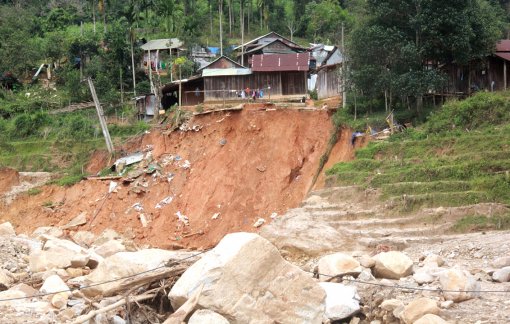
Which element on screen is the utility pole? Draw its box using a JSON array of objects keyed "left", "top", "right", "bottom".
[
  {"left": 88, "top": 77, "right": 114, "bottom": 153},
  {"left": 342, "top": 21, "right": 346, "bottom": 109}
]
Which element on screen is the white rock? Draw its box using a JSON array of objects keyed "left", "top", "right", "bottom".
[
  {"left": 440, "top": 300, "right": 454, "bottom": 309},
  {"left": 413, "top": 272, "right": 435, "bottom": 285},
  {"left": 0, "top": 222, "right": 15, "bottom": 236},
  {"left": 401, "top": 298, "right": 440, "bottom": 324},
  {"left": 51, "top": 294, "right": 67, "bottom": 309},
  {"left": 92, "top": 228, "right": 125, "bottom": 247},
  {"left": 0, "top": 269, "right": 13, "bottom": 286},
  {"left": 93, "top": 240, "right": 126, "bottom": 258},
  {"left": 492, "top": 267, "right": 510, "bottom": 283},
  {"left": 358, "top": 269, "right": 375, "bottom": 281},
  {"left": 40, "top": 275, "right": 71, "bottom": 299},
  {"left": 61, "top": 212, "right": 88, "bottom": 229},
  {"left": 30, "top": 227, "right": 63, "bottom": 240},
  {"left": 318, "top": 253, "right": 363, "bottom": 281},
  {"left": 83, "top": 249, "right": 198, "bottom": 297},
  {"left": 319, "top": 282, "right": 360, "bottom": 321},
  {"left": 359, "top": 255, "right": 376, "bottom": 268},
  {"left": 73, "top": 231, "right": 95, "bottom": 245},
  {"left": 189, "top": 309, "right": 229, "bottom": 324},
  {"left": 169, "top": 233, "right": 326, "bottom": 324},
  {"left": 380, "top": 299, "right": 404, "bottom": 312},
  {"left": 30, "top": 238, "right": 91, "bottom": 272},
  {"left": 253, "top": 218, "right": 266, "bottom": 227},
  {"left": 440, "top": 269, "right": 479, "bottom": 302},
  {"left": 373, "top": 251, "right": 414, "bottom": 279},
  {"left": 424, "top": 254, "right": 445, "bottom": 267},
  {"left": 494, "top": 256, "right": 510, "bottom": 268},
  {"left": 414, "top": 314, "right": 450, "bottom": 324}
]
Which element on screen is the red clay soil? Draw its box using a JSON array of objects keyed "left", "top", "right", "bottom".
[
  {"left": 1, "top": 105, "right": 359, "bottom": 250},
  {"left": 0, "top": 167, "right": 20, "bottom": 194}
]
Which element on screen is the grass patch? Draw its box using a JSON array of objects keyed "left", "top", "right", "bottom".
[
  {"left": 451, "top": 213, "right": 510, "bottom": 232},
  {"left": 25, "top": 188, "right": 42, "bottom": 195},
  {"left": 43, "top": 201, "right": 53, "bottom": 207}
]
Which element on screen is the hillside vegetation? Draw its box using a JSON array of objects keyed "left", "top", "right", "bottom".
[{"left": 327, "top": 91, "right": 510, "bottom": 215}]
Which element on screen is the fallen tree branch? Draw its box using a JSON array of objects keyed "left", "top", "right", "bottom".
[
  {"left": 163, "top": 282, "right": 205, "bottom": 324},
  {"left": 72, "top": 294, "right": 155, "bottom": 324}
]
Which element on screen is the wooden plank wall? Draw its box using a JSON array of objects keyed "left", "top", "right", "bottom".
[
  {"left": 204, "top": 72, "right": 282, "bottom": 100},
  {"left": 317, "top": 65, "right": 342, "bottom": 99},
  {"left": 443, "top": 56, "right": 509, "bottom": 94}
]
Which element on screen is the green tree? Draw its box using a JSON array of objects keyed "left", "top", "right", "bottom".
[{"left": 348, "top": 0, "right": 505, "bottom": 112}]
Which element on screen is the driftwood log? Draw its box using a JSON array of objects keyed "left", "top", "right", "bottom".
[{"left": 163, "top": 282, "right": 205, "bottom": 324}]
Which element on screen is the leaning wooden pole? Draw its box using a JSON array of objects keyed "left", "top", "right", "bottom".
[{"left": 88, "top": 77, "right": 114, "bottom": 153}]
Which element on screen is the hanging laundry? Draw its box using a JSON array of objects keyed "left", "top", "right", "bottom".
[
  {"left": 241, "top": 91, "right": 245, "bottom": 99},
  {"left": 259, "top": 91, "right": 263, "bottom": 98},
  {"left": 161, "top": 62, "right": 166, "bottom": 69},
  {"left": 252, "top": 91, "right": 256, "bottom": 100}
]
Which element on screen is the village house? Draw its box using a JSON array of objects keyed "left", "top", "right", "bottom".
[
  {"left": 160, "top": 32, "right": 345, "bottom": 106},
  {"left": 442, "top": 40, "right": 510, "bottom": 95}
]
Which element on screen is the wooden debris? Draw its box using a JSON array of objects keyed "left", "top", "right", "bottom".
[
  {"left": 72, "top": 293, "right": 156, "bottom": 324},
  {"left": 85, "top": 176, "right": 122, "bottom": 180},
  {"left": 163, "top": 282, "right": 205, "bottom": 324}
]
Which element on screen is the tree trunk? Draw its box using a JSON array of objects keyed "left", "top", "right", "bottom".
[
  {"left": 260, "top": 6, "right": 262, "bottom": 30},
  {"left": 103, "top": 8, "right": 107, "bottom": 34},
  {"left": 120, "top": 67, "right": 123, "bottom": 103},
  {"left": 241, "top": 0, "right": 244, "bottom": 66},
  {"left": 131, "top": 40, "right": 136, "bottom": 97},
  {"left": 247, "top": 0, "right": 250, "bottom": 35},
  {"left": 210, "top": 3, "right": 213, "bottom": 35},
  {"left": 229, "top": 0, "right": 232, "bottom": 35},
  {"left": 92, "top": 0, "right": 96, "bottom": 33},
  {"left": 219, "top": 1, "right": 223, "bottom": 56}
]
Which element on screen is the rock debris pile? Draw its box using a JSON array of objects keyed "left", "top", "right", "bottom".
[{"left": 0, "top": 217, "right": 509, "bottom": 324}]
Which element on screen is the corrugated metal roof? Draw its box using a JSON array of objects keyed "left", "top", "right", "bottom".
[
  {"left": 141, "top": 38, "right": 183, "bottom": 51},
  {"left": 233, "top": 32, "right": 302, "bottom": 50},
  {"left": 251, "top": 53, "right": 310, "bottom": 72},
  {"left": 198, "top": 55, "right": 246, "bottom": 71},
  {"left": 202, "top": 68, "right": 252, "bottom": 77},
  {"left": 495, "top": 52, "right": 510, "bottom": 61},
  {"left": 497, "top": 40, "right": 510, "bottom": 52}
]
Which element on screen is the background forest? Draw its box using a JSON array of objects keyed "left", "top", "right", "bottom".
[{"left": 0, "top": 0, "right": 509, "bottom": 141}]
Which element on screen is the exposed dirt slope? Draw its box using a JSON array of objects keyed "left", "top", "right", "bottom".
[{"left": 1, "top": 105, "right": 359, "bottom": 250}]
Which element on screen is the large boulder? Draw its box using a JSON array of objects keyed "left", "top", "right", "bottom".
[
  {"left": 492, "top": 267, "right": 510, "bottom": 283},
  {"left": 413, "top": 314, "right": 450, "bottom": 324},
  {"left": 169, "top": 233, "right": 326, "bottom": 324},
  {"left": 82, "top": 249, "right": 198, "bottom": 297},
  {"left": 259, "top": 212, "right": 346, "bottom": 256},
  {"left": 0, "top": 222, "right": 15, "bottom": 236},
  {"left": 319, "top": 282, "right": 360, "bottom": 321},
  {"left": 318, "top": 253, "right": 363, "bottom": 282},
  {"left": 93, "top": 240, "right": 126, "bottom": 258},
  {"left": 372, "top": 251, "right": 414, "bottom": 279},
  {"left": 92, "top": 228, "right": 125, "bottom": 247},
  {"left": 189, "top": 310, "right": 229, "bottom": 324},
  {"left": 30, "top": 237, "right": 92, "bottom": 272},
  {"left": 494, "top": 256, "right": 510, "bottom": 268},
  {"left": 401, "top": 298, "right": 439, "bottom": 324},
  {"left": 439, "top": 269, "right": 479, "bottom": 302}
]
